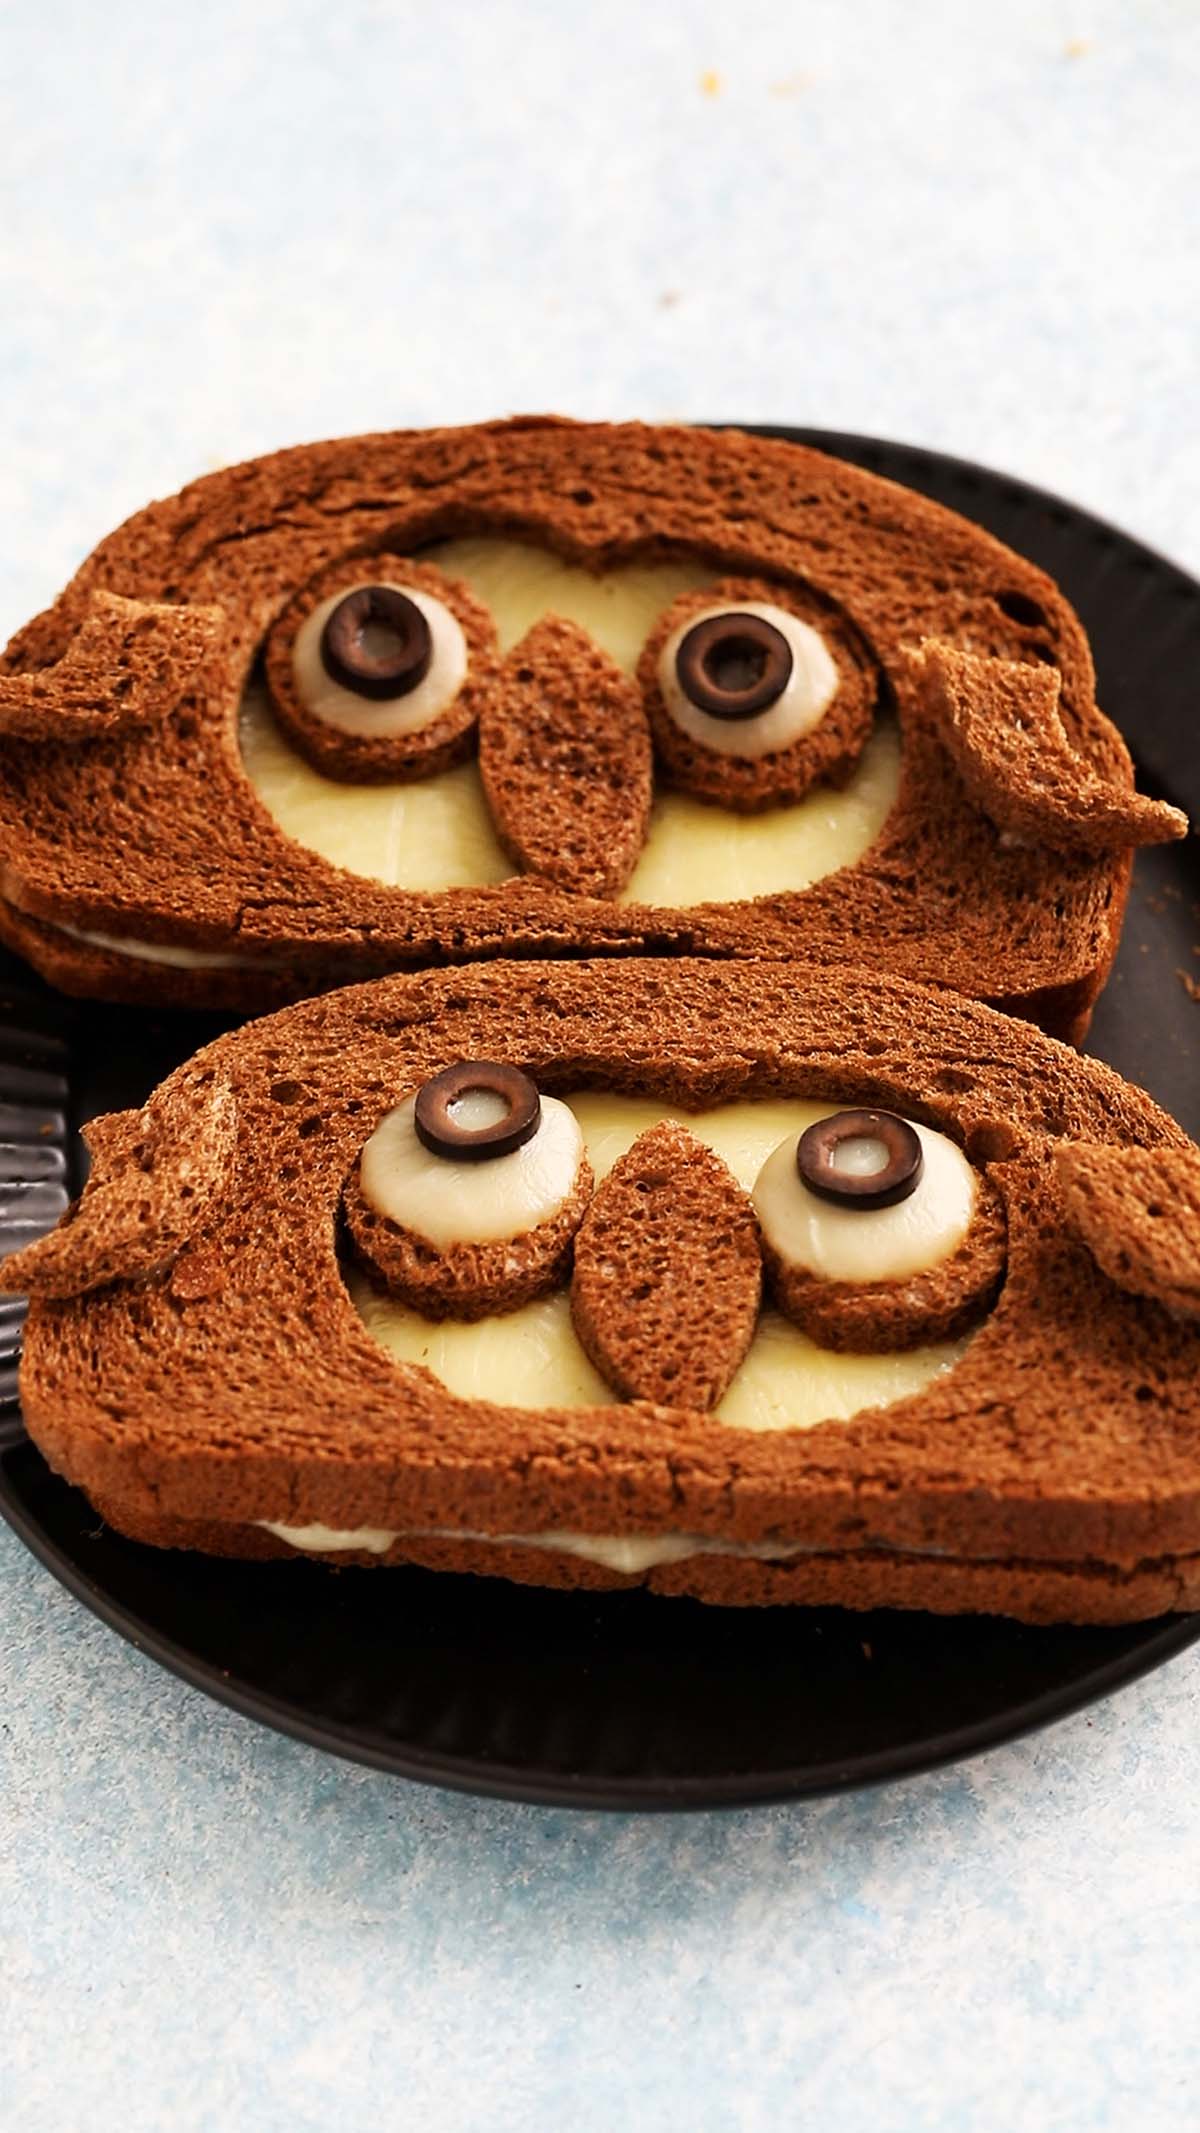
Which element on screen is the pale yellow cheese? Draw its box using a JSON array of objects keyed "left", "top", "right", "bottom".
[
  {"left": 239, "top": 537, "right": 900, "bottom": 903},
  {"left": 349, "top": 1094, "right": 972, "bottom": 1430}
]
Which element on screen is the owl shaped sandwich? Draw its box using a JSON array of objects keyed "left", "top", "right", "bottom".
[
  {"left": 7, "top": 958, "right": 1200, "bottom": 1626},
  {"left": 0, "top": 420, "right": 1183, "bottom": 1035}
]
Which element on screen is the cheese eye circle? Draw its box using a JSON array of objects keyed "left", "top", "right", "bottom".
[
  {"left": 358, "top": 1079, "right": 585, "bottom": 1248},
  {"left": 753, "top": 1114, "right": 976, "bottom": 1284},
  {"left": 658, "top": 600, "right": 838, "bottom": 759},
  {"left": 292, "top": 579, "right": 468, "bottom": 738}
]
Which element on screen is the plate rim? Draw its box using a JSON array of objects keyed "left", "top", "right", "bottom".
[{"left": 3, "top": 421, "right": 1200, "bottom": 1809}]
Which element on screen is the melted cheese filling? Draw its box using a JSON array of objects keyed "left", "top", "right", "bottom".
[
  {"left": 350, "top": 1094, "right": 971, "bottom": 1431},
  {"left": 256, "top": 1523, "right": 850, "bottom": 1572},
  {"left": 240, "top": 537, "right": 900, "bottom": 903}
]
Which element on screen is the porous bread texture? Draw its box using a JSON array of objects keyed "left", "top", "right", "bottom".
[
  {"left": 914, "top": 640, "right": 1186, "bottom": 850},
  {"left": 761, "top": 1172, "right": 1008, "bottom": 1352},
  {"left": 6, "top": 957, "right": 1200, "bottom": 1625},
  {"left": 569, "top": 1121, "right": 762, "bottom": 1407},
  {"left": 637, "top": 574, "right": 876, "bottom": 810},
  {"left": 263, "top": 552, "right": 500, "bottom": 782},
  {"left": 479, "top": 616, "right": 652, "bottom": 895},
  {"left": 1056, "top": 1141, "right": 1200, "bottom": 1319},
  {"left": 8, "top": 1068, "right": 237, "bottom": 1296},
  {"left": 0, "top": 593, "right": 226, "bottom": 743},
  {"left": 343, "top": 1153, "right": 594, "bottom": 1321},
  {"left": 0, "top": 419, "right": 1183, "bottom": 1031}
]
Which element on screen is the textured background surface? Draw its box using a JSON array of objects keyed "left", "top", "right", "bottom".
[{"left": 3, "top": 2, "right": 1200, "bottom": 2127}]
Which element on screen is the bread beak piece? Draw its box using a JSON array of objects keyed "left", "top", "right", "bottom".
[
  {"left": 0, "top": 591, "right": 227, "bottom": 743},
  {"left": 913, "top": 640, "right": 1187, "bottom": 852},
  {"left": 570, "top": 1121, "right": 762, "bottom": 1406},
  {"left": 1056, "top": 1140, "right": 1200, "bottom": 1318},
  {"left": 479, "top": 617, "right": 654, "bottom": 896},
  {"left": 0, "top": 1073, "right": 236, "bottom": 1296}
]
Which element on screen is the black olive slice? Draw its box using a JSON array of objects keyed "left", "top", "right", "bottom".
[
  {"left": 675, "top": 611, "right": 793, "bottom": 719},
  {"left": 413, "top": 1062, "right": 541, "bottom": 1162},
  {"left": 796, "top": 1109, "right": 924, "bottom": 1210},
  {"left": 320, "top": 586, "right": 433, "bottom": 701}
]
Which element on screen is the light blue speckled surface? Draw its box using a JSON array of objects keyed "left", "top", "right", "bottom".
[{"left": 3, "top": 3, "right": 1200, "bottom": 2126}]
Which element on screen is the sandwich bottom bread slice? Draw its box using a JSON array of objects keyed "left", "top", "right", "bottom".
[{"left": 5, "top": 958, "right": 1200, "bottom": 1626}]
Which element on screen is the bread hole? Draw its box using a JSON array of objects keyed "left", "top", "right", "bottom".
[
  {"left": 1029, "top": 644, "right": 1059, "bottom": 667},
  {"left": 516, "top": 667, "right": 534, "bottom": 685},
  {"left": 297, "top": 1116, "right": 323, "bottom": 1138},
  {"left": 1135, "top": 1384, "right": 1155, "bottom": 1403},
  {"left": 270, "top": 1081, "right": 305, "bottom": 1105},
  {"left": 995, "top": 590, "right": 1049, "bottom": 629},
  {"left": 1147, "top": 1201, "right": 1164, "bottom": 1219},
  {"left": 571, "top": 487, "right": 595, "bottom": 507}
]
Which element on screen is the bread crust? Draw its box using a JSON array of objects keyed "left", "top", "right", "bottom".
[
  {"left": 6, "top": 957, "right": 1200, "bottom": 1624},
  {"left": 0, "top": 419, "right": 1178, "bottom": 1032}
]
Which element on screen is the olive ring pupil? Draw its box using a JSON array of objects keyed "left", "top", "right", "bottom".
[
  {"left": 319, "top": 585, "right": 434, "bottom": 702},
  {"left": 796, "top": 1109, "right": 924, "bottom": 1211},
  {"left": 675, "top": 611, "right": 794, "bottom": 720},
  {"left": 413, "top": 1061, "right": 542, "bottom": 1163}
]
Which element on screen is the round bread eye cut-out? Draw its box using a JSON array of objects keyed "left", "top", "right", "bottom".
[
  {"left": 319, "top": 586, "right": 434, "bottom": 701},
  {"left": 413, "top": 1062, "right": 541, "bottom": 1162},
  {"left": 674, "top": 610, "right": 795, "bottom": 719},
  {"left": 796, "top": 1109, "right": 924, "bottom": 1210}
]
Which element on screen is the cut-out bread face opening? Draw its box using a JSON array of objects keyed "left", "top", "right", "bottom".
[
  {"left": 243, "top": 536, "right": 898, "bottom": 905},
  {"left": 344, "top": 1089, "right": 997, "bottom": 1430}
]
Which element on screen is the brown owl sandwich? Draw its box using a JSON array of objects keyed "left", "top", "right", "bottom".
[
  {"left": 0, "top": 419, "right": 1182, "bottom": 1036},
  {"left": 7, "top": 957, "right": 1200, "bottom": 1627}
]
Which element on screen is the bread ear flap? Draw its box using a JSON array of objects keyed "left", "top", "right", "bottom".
[
  {"left": 1056, "top": 1140, "right": 1200, "bottom": 1318},
  {"left": 0, "top": 589, "right": 227, "bottom": 742},
  {"left": 0, "top": 1076, "right": 237, "bottom": 1297},
  {"left": 910, "top": 640, "right": 1186, "bottom": 852}
]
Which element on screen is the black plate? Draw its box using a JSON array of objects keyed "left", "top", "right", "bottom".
[{"left": 2, "top": 428, "right": 1198, "bottom": 1810}]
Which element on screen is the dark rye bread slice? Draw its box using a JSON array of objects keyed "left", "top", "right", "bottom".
[
  {"left": 0, "top": 418, "right": 1185, "bottom": 1035},
  {"left": 71, "top": 1499, "right": 1200, "bottom": 1627},
  {"left": 6, "top": 957, "right": 1200, "bottom": 1627}
]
